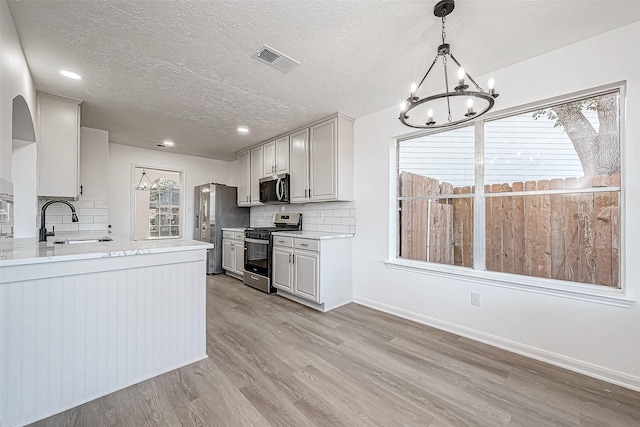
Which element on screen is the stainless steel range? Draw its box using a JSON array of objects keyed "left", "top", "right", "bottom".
[{"left": 244, "top": 213, "right": 302, "bottom": 293}]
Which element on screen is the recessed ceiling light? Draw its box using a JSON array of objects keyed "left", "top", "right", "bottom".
[
  {"left": 162, "top": 140, "right": 175, "bottom": 147},
  {"left": 237, "top": 126, "right": 249, "bottom": 134},
  {"left": 60, "top": 70, "right": 82, "bottom": 80}
]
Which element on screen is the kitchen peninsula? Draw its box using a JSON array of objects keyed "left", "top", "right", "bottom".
[{"left": 0, "top": 235, "right": 212, "bottom": 427}]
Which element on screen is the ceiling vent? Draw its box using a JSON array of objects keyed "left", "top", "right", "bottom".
[{"left": 251, "top": 45, "right": 300, "bottom": 73}]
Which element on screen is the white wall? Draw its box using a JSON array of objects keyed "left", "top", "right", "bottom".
[
  {"left": 11, "top": 140, "right": 37, "bottom": 237},
  {"left": 108, "top": 143, "right": 237, "bottom": 239},
  {"left": 353, "top": 21, "right": 640, "bottom": 390},
  {"left": 0, "top": 1, "right": 36, "bottom": 182}
]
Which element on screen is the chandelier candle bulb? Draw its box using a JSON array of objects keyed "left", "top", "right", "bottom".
[
  {"left": 457, "top": 67, "right": 465, "bottom": 85},
  {"left": 465, "top": 98, "right": 476, "bottom": 117},
  {"left": 410, "top": 82, "right": 418, "bottom": 100},
  {"left": 488, "top": 77, "right": 498, "bottom": 97},
  {"left": 426, "top": 108, "right": 435, "bottom": 125}
]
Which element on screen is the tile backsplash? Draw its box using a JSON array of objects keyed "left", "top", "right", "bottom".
[
  {"left": 251, "top": 201, "right": 356, "bottom": 234},
  {"left": 36, "top": 199, "right": 109, "bottom": 233}
]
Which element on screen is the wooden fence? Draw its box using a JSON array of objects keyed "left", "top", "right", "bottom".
[{"left": 398, "top": 171, "right": 620, "bottom": 287}]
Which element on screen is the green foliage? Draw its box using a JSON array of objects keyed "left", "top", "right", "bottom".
[{"left": 531, "top": 96, "right": 601, "bottom": 129}]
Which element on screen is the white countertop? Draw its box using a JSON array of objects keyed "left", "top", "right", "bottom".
[
  {"left": 0, "top": 231, "right": 213, "bottom": 267},
  {"left": 221, "top": 227, "right": 246, "bottom": 233},
  {"left": 271, "top": 230, "right": 354, "bottom": 240}
]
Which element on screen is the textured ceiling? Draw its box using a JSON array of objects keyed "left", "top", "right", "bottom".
[{"left": 8, "top": 0, "right": 640, "bottom": 161}]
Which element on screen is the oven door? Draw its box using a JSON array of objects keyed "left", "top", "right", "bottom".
[{"left": 244, "top": 237, "right": 270, "bottom": 276}]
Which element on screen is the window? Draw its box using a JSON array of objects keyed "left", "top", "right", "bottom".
[
  {"left": 396, "top": 88, "right": 622, "bottom": 289},
  {"left": 133, "top": 167, "right": 183, "bottom": 240},
  {"left": 149, "top": 178, "right": 180, "bottom": 238}
]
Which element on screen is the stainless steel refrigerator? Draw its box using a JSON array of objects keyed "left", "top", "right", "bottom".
[{"left": 194, "top": 184, "right": 250, "bottom": 274}]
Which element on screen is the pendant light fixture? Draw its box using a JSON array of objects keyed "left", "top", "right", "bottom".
[
  {"left": 135, "top": 169, "right": 154, "bottom": 191},
  {"left": 399, "top": 0, "right": 498, "bottom": 129}
]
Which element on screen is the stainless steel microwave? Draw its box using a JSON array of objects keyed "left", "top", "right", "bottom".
[{"left": 259, "top": 173, "right": 290, "bottom": 204}]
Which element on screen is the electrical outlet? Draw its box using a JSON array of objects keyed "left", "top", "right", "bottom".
[
  {"left": 319, "top": 211, "right": 323, "bottom": 218},
  {"left": 471, "top": 292, "right": 480, "bottom": 306},
  {"left": 281, "top": 205, "right": 286, "bottom": 211}
]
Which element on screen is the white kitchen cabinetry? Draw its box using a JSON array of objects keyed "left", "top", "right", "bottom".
[
  {"left": 289, "top": 129, "right": 310, "bottom": 202},
  {"left": 250, "top": 146, "right": 264, "bottom": 205},
  {"left": 222, "top": 230, "right": 245, "bottom": 280},
  {"left": 237, "top": 150, "right": 251, "bottom": 206},
  {"left": 78, "top": 127, "right": 109, "bottom": 201},
  {"left": 291, "top": 114, "right": 354, "bottom": 203},
  {"left": 37, "top": 93, "right": 82, "bottom": 198},
  {"left": 263, "top": 135, "right": 290, "bottom": 177},
  {"left": 237, "top": 112, "right": 352, "bottom": 205},
  {"left": 272, "top": 234, "right": 353, "bottom": 312}
]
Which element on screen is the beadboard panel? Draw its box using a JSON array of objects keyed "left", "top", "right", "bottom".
[{"left": 0, "top": 258, "right": 207, "bottom": 427}]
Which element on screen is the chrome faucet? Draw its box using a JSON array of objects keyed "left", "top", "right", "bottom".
[{"left": 39, "top": 200, "right": 79, "bottom": 242}]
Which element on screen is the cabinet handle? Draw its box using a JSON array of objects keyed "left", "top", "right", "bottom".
[
  {"left": 292, "top": 254, "right": 295, "bottom": 263},
  {"left": 308, "top": 187, "right": 311, "bottom": 198},
  {"left": 289, "top": 253, "right": 292, "bottom": 263},
  {"left": 79, "top": 185, "right": 83, "bottom": 196},
  {"left": 305, "top": 189, "right": 307, "bottom": 198},
  {"left": 300, "top": 243, "right": 308, "bottom": 247}
]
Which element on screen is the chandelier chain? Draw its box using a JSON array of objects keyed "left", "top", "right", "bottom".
[{"left": 441, "top": 13, "right": 446, "bottom": 44}]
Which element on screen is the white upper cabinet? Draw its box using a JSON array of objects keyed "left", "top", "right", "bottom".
[
  {"left": 289, "top": 129, "right": 310, "bottom": 203},
  {"left": 309, "top": 118, "right": 337, "bottom": 201},
  {"left": 263, "top": 140, "right": 276, "bottom": 177},
  {"left": 294, "top": 114, "right": 354, "bottom": 203},
  {"left": 275, "top": 135, "right": 290, "bottom": 174},
  {"left": 237, "top": 150, "right": 250, "bottom": 206},
  {"left": 37, "top": 93, "right": 82, "bottom": 198},
  {"left": 263, "top": 135, "right": 290, "bottom": 177},
  {"left": 78, "top": 127, "right": 109, "bottom": 202},
  {"left": 250, "top": 145, "right": 264, "bottom": 204}
]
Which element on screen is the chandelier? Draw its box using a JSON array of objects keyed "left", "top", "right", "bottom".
[
  {"left": 135, "top": 169, "right": 154, "bottom": 191},
  {"left": 399, "top": 0, "right": 498, "bottom": 129}
]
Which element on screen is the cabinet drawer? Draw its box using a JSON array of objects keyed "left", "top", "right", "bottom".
[
  {"left": 294, "top": 238, "right": 319, "bottom": 251},
  {"left": 273, "top": 236, "right": 294, "bottom": 247},
  {"left": 222, "top": 231, "right": 234, "bottom": 239},
  {"left": 234, "top": 232, "right": 245, "bottom": 240}
]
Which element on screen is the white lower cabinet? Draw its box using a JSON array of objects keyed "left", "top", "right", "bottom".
[
  {"left": 222, "top": 230, "right": 245, "bottom": 279},
  {"left": 272, "top": 234, "right": 352, "bottom": 312}
]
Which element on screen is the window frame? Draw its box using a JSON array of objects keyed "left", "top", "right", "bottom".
[
  {"left": 387, "top": 82, "right": 632, "bottom": 307},
  {"left": 130, "top": 164, "right": 186, "bottom": 241}
]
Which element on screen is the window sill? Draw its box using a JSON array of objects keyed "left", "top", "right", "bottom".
[{"left": 384, "top": 258, "right": 635, "bottom": 308}]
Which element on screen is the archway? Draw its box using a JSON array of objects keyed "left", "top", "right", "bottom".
[{"left": 11, "top": 95, "right": 37, "bottom": 238}]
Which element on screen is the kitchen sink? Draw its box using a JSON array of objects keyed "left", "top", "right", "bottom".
[{"left": 52, "top": 237, "right": 113, "bottom": 245}]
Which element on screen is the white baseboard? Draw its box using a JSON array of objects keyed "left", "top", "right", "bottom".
[
  {"left": 353, "top": 296, "right": 640, "bottom": 392},
  {"left": 11, "top": 354, "right": 209, "bottom": 427}
]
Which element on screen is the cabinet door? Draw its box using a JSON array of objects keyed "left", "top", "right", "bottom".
[
  {"left": 275, "top": 135, "right": 290, "bottom": 174},
  {"left": 222, "top": 240, "right": 234, "bottom": 271},
  {"left": 79, "top": 127, "right": 109, "bottom": 201},
  {"left": 37, "top": 94, "right": 81, "bottom": 198},
  {"left": 237, "top": 151, "right": 251, "bottom": 206},
  {"left": 263, "top": 141, "right": 276, "bottom": 176},
  {"left": 293, "top": 250, "right": 319, "bottom": 302},
  {"left": 273, "top": 246, "right": 293, "bottom": 292},
  {"left": 250, "top": 146, "right": 264, "bottom": 204},
  {"left": 234, "top": 241, "right": 245, "bottom": 275},
  {"left": 289, "top": 129, "right": 309, "bottom": 203},
  {"left": 309, "top": 118, "right": 337, "bottom": 201}
]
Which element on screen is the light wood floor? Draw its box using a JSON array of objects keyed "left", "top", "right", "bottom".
[{"left": 31, "top": 274, "right": 640, "bottom": 426}]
